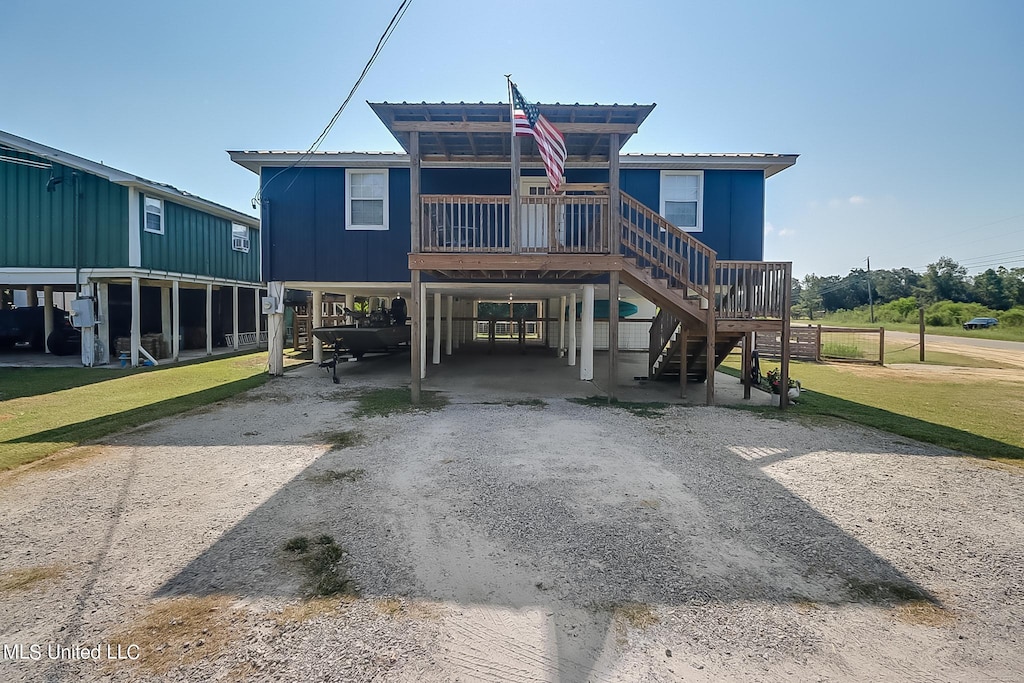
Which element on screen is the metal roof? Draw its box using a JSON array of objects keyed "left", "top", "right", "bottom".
[
  {"left": 0, "top": 130, "right": 259, "bottom": 227},
  {"left": 228, "top": 150, "right": 798, "bottom": 177},
  {"left": 368, "top": 101, "right": 656, "bottom": 162}
]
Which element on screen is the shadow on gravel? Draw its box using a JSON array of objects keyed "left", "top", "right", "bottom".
[{"left": 154, "top": 394, "right": 939, "bottom": 682}]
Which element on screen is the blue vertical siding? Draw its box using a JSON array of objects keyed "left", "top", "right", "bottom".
[
  {"left": 620, "top": 168, "right": 764, "bottom": 261},
  {"left": 261, "top": 167, "right": 411, "bottom": 283}
]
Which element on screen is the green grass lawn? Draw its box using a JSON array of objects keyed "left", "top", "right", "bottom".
[
  {"left": 723, "top": 357, "right": 1024, "bottom": 461},
  {"left": 0, "top": 352, "right": 271, "bottom": 471}
]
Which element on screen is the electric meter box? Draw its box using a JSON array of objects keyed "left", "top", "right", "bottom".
[{"left": 70, "top": 299, "right": 96, "bottom": 328}]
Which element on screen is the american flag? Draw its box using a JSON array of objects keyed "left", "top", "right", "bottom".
[{"left": 511, "top": 83, "right": 566, "bottom": 192}]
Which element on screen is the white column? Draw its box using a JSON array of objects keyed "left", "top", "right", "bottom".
[
  {"left": 232, "top": 286, "right": 239, "bottom": 351},
  {"left": 419, "top": 283, "right": 428, "bottom": 378},
  {"left": 130, "top": 276, "right": 141, "bottom": 367},
  {"left": 568, "top": 292, "right": 577, "bottom": 367},
  {"left": 581, "top": 284, "right": 594, "bottom": 381},
  {"left": 453, "top": 298, "right": 461, "bottom": 350},
  {"left": 160, "top": 286, "right": 171, "bottom": 355},
  {"left": 172, "top": 280, "right": 180, "bottom": 361},
  {"left": 267, "top": 281, "right": 285, "bottom": 376},
  {"left": 311, "top": 289, "right": 323, "bottom": 363},
  {"left": 205, "top": 284, "right": 213, "bottom": 356},
  {"left": 43, "top": 286, "right": 54, "bottom": 354},
  {"left": 445, "top": 295, "right": 453, "bottom": 356},
  {"left": 253, "top": 287, "right": 262, "bottom": 347},
  {"left": 432, "top": 291, "right": 442, "bottom": 364},
  {"left": 97, "top": 282, "right": 110, "bottom": 365},
  {"left": 80, "top": 284, "right": 95, "bottom": 367},
  {"left": 558, "top": 295, "right": 566, "bottom": 358}
]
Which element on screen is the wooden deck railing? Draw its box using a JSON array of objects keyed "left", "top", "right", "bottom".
[
  {"left": 715, "top": 260, "right": 791, "bottom": 319},
  {"left": 618, "top": 192, "right": 716, "bottom": 300},
  {"left": 420, "top": 194, "right": 610, "bottom": 254}
]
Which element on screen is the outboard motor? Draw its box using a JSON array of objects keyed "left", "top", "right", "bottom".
[{"left": 390, "top": 297, "right": 407, "bottom": 326}]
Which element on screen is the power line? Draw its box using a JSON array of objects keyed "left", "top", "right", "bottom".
[{"left": 252, "top": 0, "right": 414, "bottom": 206}]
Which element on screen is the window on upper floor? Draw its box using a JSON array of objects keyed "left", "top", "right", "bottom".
[
  {"left": 231, "top": 223, "right": 250, "bottom": 253},
  {"left": 144, "top": 196, "right": 164, "bottom": 235},
  {"left": 660, "top": 171, "right": 703, "bottom": 232},
  {"left": 345, "top": 169, "right": 389, "bottom": 230}
]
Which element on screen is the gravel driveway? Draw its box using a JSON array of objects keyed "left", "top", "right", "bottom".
[{"left": 1, "top": 364, "right": 1022, "bottom": 682}]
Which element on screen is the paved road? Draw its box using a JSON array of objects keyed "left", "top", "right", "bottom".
[{"left": 884, "top": 330, "right": 1024, "bottom": 352}]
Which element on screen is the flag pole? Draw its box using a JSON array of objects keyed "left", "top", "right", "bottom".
[{"left": 506, "top": 75, "right": 521, "bottom": 255}]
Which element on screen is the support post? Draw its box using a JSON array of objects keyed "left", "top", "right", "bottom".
[
  {"left": 432, "top": 292, "right": 442, "bottom": 364},
  {"left": 779, "top": 262, "right": 792, "bottom": 409},
  {"left": 445, "top": 295, "right": 453, "bottom": 356},
  {"left": 705, "top": 256, "right": 717, "bottom": 406},
  {"left": 581, "top": 284, "right": 594, "bottom": 381},
  {"left": 453, "top": 298, "right": 461, "bottom": 350},
  {"left": 878, "top": 326, "right": 885, "bottom": 366},
  {"left": 130, "top": 276, "right": 141, "bottom": 368},
  {"left": 43, "top": 286, "right": 54, "bottom": 354},
  {"left": 742, "top": 331, "right": 752, "bottom": 400},
  {"left": 26, "top": 285, "right": 38, "bottom": 306},
  {"left": 419, "top": 282, "right": 428, "bottom": 378},
  {"left": 231, "top": 286, "right": 239, "bottom": 351},
  {"left": 410, "top": 131, "right": 421, "bottom": 254},
  {"left": 679, "top": 327, "right": 688, "bottom": 399},
  {"left": 205, "top": 284, "right": 213, "bottom": 356},
  {"left": 558, "top": 295, "right": 566, "bottom": 357},
  {"left": 568, "top": 292, "right": 577, "bottom": 366},
  {"left": 411, "top": 271, "right": 422, "bottom": 402},
  {"left": 160, "top": 286, "right": 172, "bottom": 356},
  {"left": 312, "top": 289, "right": 323, "bottom": 364},
  {"left": 171, "top": 280, "right": 180, "bottom": 361},
  {"left": 607, "top": 272, "right": 619, "bottom": 401},
  {"left": 97, "top": 282, "right": 110, "bottom": 365},
  {"left": 254, "top": 287, "right": 262, "bottom": 347},
  {"left": 608, "top": 133, "right": 620, "bottom": 253},
  {"left": 80, "top": 283, "right": 95, "bottom": 367},
  {"left": 267, "top": 281, "right": 285, "bottom": 376},
  {"left": 919, "top": 307, "right": 925, "bottom": 362}
]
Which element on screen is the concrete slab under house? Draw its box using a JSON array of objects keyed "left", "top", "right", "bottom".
[
  {"left": 1, "top": 130, "right": 265, "bottom": 368},
  {"left": 230, "top": 98, "right": 798, "bottom": 406}
]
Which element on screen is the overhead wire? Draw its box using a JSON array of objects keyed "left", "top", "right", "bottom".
[{"left": 252, "top": 0, "right": 414, "bottom": 206}]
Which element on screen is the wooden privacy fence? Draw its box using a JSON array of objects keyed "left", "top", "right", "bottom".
[{"left": 756, "top": 325, "right": 886, "bottom": 364}]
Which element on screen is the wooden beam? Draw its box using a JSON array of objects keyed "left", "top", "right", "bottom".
[
  {"left": 607, "top": 133, "right": 620, "bottom": 254},
  {"left": 389, "top": 120, "right": 640, "bottom": 134},
  {"left": 716, "top": 319, "right": 784, "bottom": 333},
  {"left": 410, "top": 132, "right": 421, "bottom": 253},
  {"left": 410, "top": 269, "right": 421, "bottom": 403},
  {"left": 410, "top": 253, "right": 625, "bottom": 272},
  {"left": 608, "top": 271, "right": 619, "bottom": 402},
  {"left": 510, "top": 135, "right": 521, "bottom": 255},
  {"left": 779, "top": 262, "right": 792, "bottom": 410}
]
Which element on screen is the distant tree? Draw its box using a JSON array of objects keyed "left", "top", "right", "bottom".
[
  {"left": 799, "top": 274, "right": 824, "bottom": 319},
  {"left": 920, "top": 257, "right": 969, "bottom": 303},
  {"left": 999, "top": 267, "right": 1024, "bottom": 307},
  {"left": 872, "top": 268, "right": 920, "bottom": 302},
  {"left": 971, "top": 268, "right": 1009, "bottom": 309}
]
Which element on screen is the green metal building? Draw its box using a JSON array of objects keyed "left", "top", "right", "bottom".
[{"left": 1, "top": 130, "right": 263, "bottom": 367}]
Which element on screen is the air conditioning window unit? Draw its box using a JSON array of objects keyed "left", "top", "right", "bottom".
[{"left": 232, "top": 235, "right": 250, "bottom": 253}]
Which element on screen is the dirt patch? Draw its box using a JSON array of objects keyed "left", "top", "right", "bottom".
[
  {"left": 0, "top": 564, "right": 66, "bottom": 592},
  {"left": 108, "top": 596, "right": 240, "bottom": 675}
]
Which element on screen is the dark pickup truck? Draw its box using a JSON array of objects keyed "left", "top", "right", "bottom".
[{"left": 0, "top": 307, "right": 81, "bottom": 355}]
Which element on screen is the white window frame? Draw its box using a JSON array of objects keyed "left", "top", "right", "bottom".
[
  {"left": 143, "top": 196, "right": 164, "bottom": 235},
  {"left": 659, "top": 170, "right": 703, "bottom": 233},
  {"left": 231, "top": 222, "right": 251, "bottom": 253},
  {"left": 345, "top": 169, "right": 389, "bottom": 231}
]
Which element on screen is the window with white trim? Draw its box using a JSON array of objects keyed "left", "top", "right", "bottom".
[
  {"left": 144, "top": 196, "right": 164, "bottom": 234},
  {"left": 345, "top": 169, "right": 389, "bottom": 230},
  {"left": 231, "top": 223, "right": 250, "bottom": 253},
  {"left": 660, "top": 171, "right": 703, "bottom": 232}
]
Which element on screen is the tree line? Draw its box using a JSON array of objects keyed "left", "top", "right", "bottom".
[{"left": 793, "top": 257, "right": 1024, "bottom": 327}]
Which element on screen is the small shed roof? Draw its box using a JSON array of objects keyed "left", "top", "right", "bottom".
[{"left": 368, "top": 101, "right": 656, "bottom": 162}]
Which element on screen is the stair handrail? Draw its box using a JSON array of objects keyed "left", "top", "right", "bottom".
[
  {"left": 648, "top": 307, "right": 680, "bottom": 373},
  {"left": 618, "top": 191, "right": 717, "bottom": 300}
]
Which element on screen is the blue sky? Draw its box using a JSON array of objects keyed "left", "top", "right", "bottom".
[{"left": 2, "top": 0, "right": 1021, "bottom": 278}]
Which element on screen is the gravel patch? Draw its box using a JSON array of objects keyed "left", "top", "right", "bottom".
[{"left": 1, "top": 364, "right": 1022, "bottom": 682}]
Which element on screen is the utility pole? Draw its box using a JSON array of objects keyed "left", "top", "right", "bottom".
[{"left": 866, "top": 256, "right": 874, "bottom": 323}]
